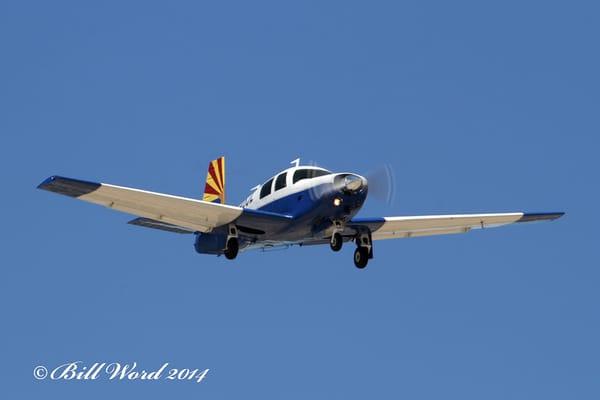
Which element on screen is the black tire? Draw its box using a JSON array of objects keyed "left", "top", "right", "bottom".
[
  {"left": 353, "top": 247, "right": 369, "bottom": 269},
  {"left": 330, "top": 232, "right": 343, "bottom": 252},
  {"left": 224, "top": 237, "right": 239, "bottom": 260}
]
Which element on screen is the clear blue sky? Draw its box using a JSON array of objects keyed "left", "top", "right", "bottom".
[{"left": 1, "top": 1, "right": 598, "bottom": 398}]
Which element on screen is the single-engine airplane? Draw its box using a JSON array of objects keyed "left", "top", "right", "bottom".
[{"left": 38, "top": 157, "right": 563, "bottom": 268}]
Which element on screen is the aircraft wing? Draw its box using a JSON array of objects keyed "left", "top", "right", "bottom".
[
  {"left": 349, "top": 212, "right": 564, "bottom": 240},
  {"left": 37, "top": 176, "right": 292, "bottom": 234}
]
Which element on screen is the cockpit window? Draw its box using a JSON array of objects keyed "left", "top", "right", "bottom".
[
  {"left": 274, "top": 172, "right": 287, "bottom": 191},
  {"left": 292, "top": 168, "right": 331, "bottom": 184},
  {"left": 260, "top": 178, "right": 274, "bottom": 199}
]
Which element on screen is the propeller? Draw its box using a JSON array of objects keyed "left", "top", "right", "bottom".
[
  {"left": 364, "top": 164, "right": 396, "bottom": 205},
  {"left": 305, "top": 160, "right": 396, "bottom": 205}
]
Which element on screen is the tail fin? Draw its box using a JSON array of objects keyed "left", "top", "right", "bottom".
[{"left": 203, "top": 156, "right": 226, "bottom": 204}]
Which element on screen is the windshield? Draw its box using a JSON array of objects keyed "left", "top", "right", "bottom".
[{"left": 292, "top": 168, "right": 331, "bottom": 184}]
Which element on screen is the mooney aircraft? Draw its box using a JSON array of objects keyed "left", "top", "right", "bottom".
[{"left": 38, "top": 157, "right": 563, "bottom": 268}]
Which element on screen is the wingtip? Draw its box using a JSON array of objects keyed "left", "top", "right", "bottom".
[
  {"left": 37, "top": 175, "right": 101, "bottom": 197},
  {"left": 37, "top": 175, "right": 59, "bottom": 189},
  {"left": 518, "top": 212, "right": 565, "bottom": 223}
]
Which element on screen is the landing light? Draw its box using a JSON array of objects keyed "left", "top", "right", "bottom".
[{"left": 333, "top": 197, "right": 342, "bottom": 207}]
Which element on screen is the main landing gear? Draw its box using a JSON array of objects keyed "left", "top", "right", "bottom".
[
  {"left": 224, "top": 237, "right": 239, "bottom": 260},
  {"left": 353, "top": 247, "right": 369, "bottom": 269},
  {"left": 353, "top": 231, "right": 373, "bottom": 269}
]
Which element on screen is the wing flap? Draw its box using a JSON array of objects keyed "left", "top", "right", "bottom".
[
  {"left": 372, "top": 227, "right": 471, "bottom": 239},
  {"left": 128, "top": 217, "right": 194, "bottom": 234}
]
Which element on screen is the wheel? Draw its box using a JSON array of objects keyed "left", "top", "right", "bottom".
[
  {"left": 330, "top": 232, "right": 343, "bottom": 252},
  {"left": 353, "top": 247, "right": 369, "bottom": 269},
  {"left": 224, "top": 237, "right": 239, "bottom": 260}
]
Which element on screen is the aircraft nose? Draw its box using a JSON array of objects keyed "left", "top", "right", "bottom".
[{"left": 344, "top": 174, "right": 366, "bottom": 192}]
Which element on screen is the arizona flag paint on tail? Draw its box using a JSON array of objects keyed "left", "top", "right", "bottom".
[{"left": 203, "top": 156, "right": 226, "bottom": 204}]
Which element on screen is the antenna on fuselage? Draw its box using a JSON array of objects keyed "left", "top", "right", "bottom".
[{"left": 290, "top": 158, "right": 300, "bottom": 167}]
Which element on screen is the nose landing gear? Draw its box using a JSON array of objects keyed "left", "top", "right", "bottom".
[
  {"left": 329, "top": 220, "right": 344, "bottom": 252},
  {"left": 330, "top": 232, "right": 343, "bottom": 252}
]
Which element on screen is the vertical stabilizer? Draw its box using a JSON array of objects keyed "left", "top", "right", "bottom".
[{"left": 203, "top": 156, "right": 226, "bottom": 204}]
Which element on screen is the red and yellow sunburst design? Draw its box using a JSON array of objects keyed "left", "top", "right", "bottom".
[{"left": 203, "top": 156, "right": 226, "bottom": 204}]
